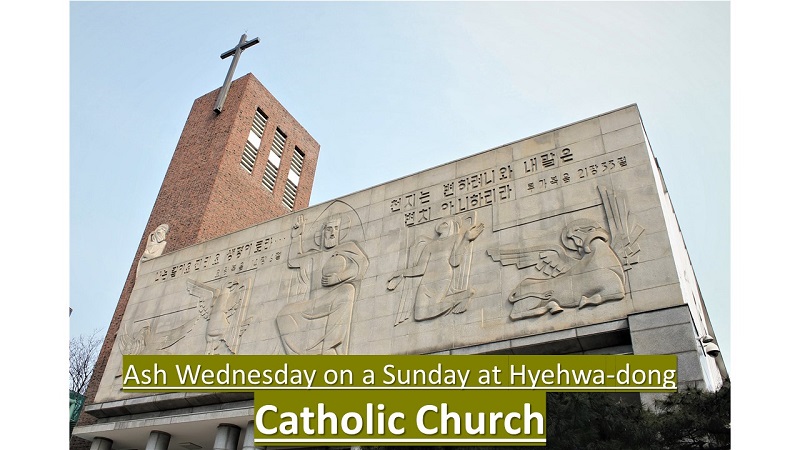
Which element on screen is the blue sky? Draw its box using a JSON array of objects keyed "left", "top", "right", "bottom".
[{"left": 67, "top": 2, "right": 730, "bottom": 366}]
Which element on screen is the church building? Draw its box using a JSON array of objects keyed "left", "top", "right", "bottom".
[{"left": 71, "top": 36, "right": 727, "bottom": 450}]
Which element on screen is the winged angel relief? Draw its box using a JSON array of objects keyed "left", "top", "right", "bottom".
[
  {"left": 487, "top": 186, "right": 643, "bottom": 320},
  {"left": 186, "top": 278, "right": 253, "bottom": 354},
  {"left": 117, "top": 276, "right": 252, "bottom": 385}
]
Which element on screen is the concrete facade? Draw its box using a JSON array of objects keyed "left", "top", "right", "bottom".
[{"left": 73, "top": 104, "right": 726, "bottom": 449}]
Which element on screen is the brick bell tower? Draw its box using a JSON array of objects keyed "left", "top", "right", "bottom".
[{"left": 71, "top": 35, "right": 320, "bottom": 449}]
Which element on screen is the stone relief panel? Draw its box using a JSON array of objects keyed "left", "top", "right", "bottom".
[
  {"left": 98, "top": 106, "right": 684, "bottom": 402},
  {"left": 118, "top": 317, "right": 195, "bottom": 356},
  {"left": 118, "top": 275, "right": 254, "bottom": 356},
  {"left": 488, "top": 186, "right": 643, "bottom": 320},
  {"left": 277, "top": 200, "right": 369, "bottom": 355},
  {"left": 186, "top": 277, "right": 253, "bottom": 354},
  {"left": 387, "top": 212, "right": 484, "bottom": 324}
]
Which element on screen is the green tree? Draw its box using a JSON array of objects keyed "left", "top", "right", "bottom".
[
  {"left": 653, "top": 385, "right": 731, "bottom": 449},
  {"left": 546, "top": 392, "right": 660, "bottom": 450},
  {"left": 546, "top": 387, "right": 731, "bottom": 450}
]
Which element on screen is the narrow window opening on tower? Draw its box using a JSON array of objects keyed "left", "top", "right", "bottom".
[
  {"left": 240, "top": 108, "right": 268, "bottom": 173},
  {"left": 270, "top": 128, "right": 287, "bottom": 158},
  {"left": 262, "top": 128, "right": 287, "bottom": 192},
  {"left": 282, "top": 147, "right": 304, "bottom": 209}
]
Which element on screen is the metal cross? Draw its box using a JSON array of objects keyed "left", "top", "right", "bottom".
[{"left": 213, "top": 33, "right": 261, "bottom": 114}]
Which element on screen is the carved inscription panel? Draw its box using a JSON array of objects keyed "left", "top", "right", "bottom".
[{"left": 97, "top": 106, "right": 683, "bottom": 402}]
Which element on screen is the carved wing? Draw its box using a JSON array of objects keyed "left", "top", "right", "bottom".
[
  {"left": 119, "top": 323, "right": 149, "bottom": 355},
  {"left": 153, "top": 317, "right": 198, "bottom": 351},
  {"left": 186, "top": 279, "right": 216, "bottom": 320},
  {"left": 487, "top": 246, "right": 577, "bottom": 280},
  {"left": 598, "top": 185, "right": 644, "bottom": 270}
]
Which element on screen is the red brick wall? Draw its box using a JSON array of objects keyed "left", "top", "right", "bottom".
[
  {"left": 71, "top": 73, "right": 320, "bottom": 448},
  {"left": 197, "top": 74, "right": 319, "bottom": 242}
]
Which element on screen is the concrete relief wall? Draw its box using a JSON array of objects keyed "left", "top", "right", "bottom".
[{"left": 96, "top": 105, "right": 683, "bottom": 402}]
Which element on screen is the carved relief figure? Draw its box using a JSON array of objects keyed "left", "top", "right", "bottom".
[
  {"left": 388, "top": 213, "right": 485, "bottom": 325},
  {"left": 119, "top": 322, "right": 153, "bottom": 355},
  {"left": 277, "top": 202, "right": 369, "bottom": 355},
  {"left": 141, "top": 223, "right": 170, "bottom": 262},
  {"left": 119, "top": 317, "right": 197, "bottom": 356},
  {"left": 488, "top": 186, "right": 643, "bottom": 320},
  {"left": 186, "top": 277, "right": 253, "bottom": 354},
  {"left": 137, "top": 223, "right": 170, "bottom": 277}
]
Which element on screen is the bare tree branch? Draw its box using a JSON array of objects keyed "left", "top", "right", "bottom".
[{"left": 69, "top": 328, "right": 103, "bottom": 395}]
